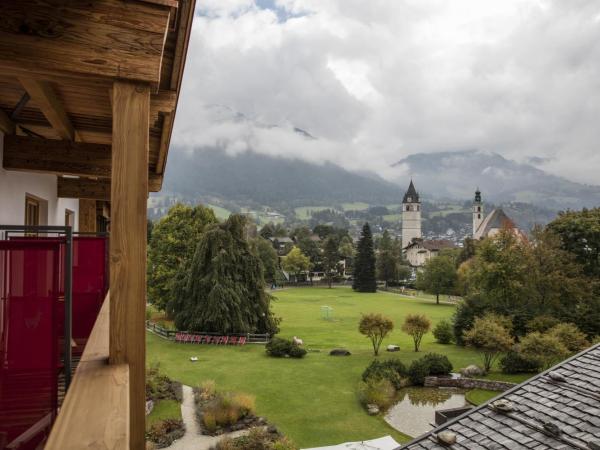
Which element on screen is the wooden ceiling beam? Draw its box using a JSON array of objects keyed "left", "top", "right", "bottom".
[
  {"left": 3, "top": 135, "right": 110, "bottom": 177},
  {"left": 58, "top": 175, "right": 162, "bottom": 200},
  {"left": 0, "top": 1, "right": 171, "bottom": 86},
  {"left": 156, "top": 112, "right": 172, "bottom": 174},
  {"left": 0, "top": 109, "right": 15, "bottom": 134},
  {"left": 19, "top": 78, "right": 80, "bottom": 141}
]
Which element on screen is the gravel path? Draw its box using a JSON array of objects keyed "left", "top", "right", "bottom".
[{"left": 165, "top": 385, "right": 253, "bottom": 450}]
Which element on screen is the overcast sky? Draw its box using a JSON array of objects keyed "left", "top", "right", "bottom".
[{"left": 172, "top": 0, "right": 600, "bottom": 185}]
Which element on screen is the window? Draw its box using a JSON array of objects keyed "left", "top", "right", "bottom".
[
  {"left": 25, "top": 196, "right": 40, "bottom": 226},
  {"left": 477, "top": 206, "right": 481, "bottom": 212},
  {"left": 406, "top": 205, "right": 410, "bottom": 211},
  {"left": 65, "top": 209, "right": 75, "bottom": 228},
  {"left": 478, "top": 214, "right": 481, "bottom": 219},
  {"left": 416, "top": 205, "right": 420, "bottom": 211}
]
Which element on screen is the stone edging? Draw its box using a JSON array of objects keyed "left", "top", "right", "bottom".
[{"left": 424, "top": 376, "right": 516, "bottom": 391}]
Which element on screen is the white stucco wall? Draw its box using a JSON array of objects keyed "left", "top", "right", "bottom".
[{"left": 0, "top": 132, "right": 79, "bottom": 229}]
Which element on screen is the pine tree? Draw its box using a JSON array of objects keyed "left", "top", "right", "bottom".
[
  {"left": 353, "top": 222, "right": 377, "bottom": 292},
  {"left": 170, "top": 214, "right": 280, "bottom": 334}
]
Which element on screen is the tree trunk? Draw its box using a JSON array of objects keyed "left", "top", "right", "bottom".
[{"left": 436, "top": 293, "right": 440, "bottom": 305}]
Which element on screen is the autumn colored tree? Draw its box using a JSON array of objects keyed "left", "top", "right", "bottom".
[
  {"left": 359, "top": 313, "right": 394, "bottom": 356},
  {"left": 463, "top": 314, "right": 514, "bottom": 372},
  {"left": 401, "top": 314, "right": 432, "bottom": 352}
]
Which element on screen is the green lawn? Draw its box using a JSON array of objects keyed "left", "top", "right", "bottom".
[
  {"left": 294, "top": 206, "right": 335, "bottom": 220},
  {"left": 146, "top": 399, "right": 182, "bottom": 429},
  {"left": 147, "top": 288, "right": 526, "bottom": 448},
  {"left": 465, "top": 389, "right": 501, "bottom": 406},
  {"left": 207, "top": 204, "right": 232, "bottom": 221},
  {"left": 341, "top": 202, "right": 370, "bottom": 211}
]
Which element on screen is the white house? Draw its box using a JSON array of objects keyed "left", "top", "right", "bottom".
[{"left": 0, "top": 135, "right": 80, "bottom": 229}]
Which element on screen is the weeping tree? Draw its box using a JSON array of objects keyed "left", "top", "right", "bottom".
[{"left": 170, "top": 215, "right": 280, "bottom": 334}]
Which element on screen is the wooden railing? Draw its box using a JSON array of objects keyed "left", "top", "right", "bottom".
[{"left": 46, "top": 293, "right": 130, "bottom": 449}]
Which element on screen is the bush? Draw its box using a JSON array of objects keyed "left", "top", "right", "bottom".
[
  {"left": 547, "top": 323, "right": 590, "bottom": 353},
  {"left": 361, "top": 359, "right": 407, "bottom": 389},
  {"left": 526, "top": 315, "right": 560, "bottom": 333},
  {"left": 266, "top": 337, "right": 306, "bottom": 358},
  {"left": 500, "top": 350, "right": 541, "bottom": 374},
  {"left": 408, "top": 359, "right": 430, "bottom": 385},
  {"left": 519, "top": 332, "right": 569, "bottom": 370},
  {"left": 288, "top": 345, "right": 307, "bottom": 358},
  {"left": 408, "top": 353, "right": 453, "bottom": 385},
  {"left": 357, "top": 378, "right": 395, "bottom": 410},
  {"left": 433, "top": 320, "right": 454, "bottom": 344},
  {"left": 200, "top": 391, "right": 257, "bottom": 432},
  {"left": 212, "top": 427, "right": 297, "bottom": 450},
  {"left": 146, "top": 419, "right": 185, "bottom": 448},
  {"left": 146, "top": 363, "right": 183, "bottom": 402},
  {"left": 420, "top": 353, "right": 453, "bottom": 375}
]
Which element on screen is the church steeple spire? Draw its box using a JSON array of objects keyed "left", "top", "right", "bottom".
[{"left": 403, "top": 179, "right": 420, "bottom": 203}]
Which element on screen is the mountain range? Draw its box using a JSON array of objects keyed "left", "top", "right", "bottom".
[{"left": 161, "top": 147, "right": 599, "bottom": 212}]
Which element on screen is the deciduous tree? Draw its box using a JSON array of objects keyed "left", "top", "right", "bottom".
[
  {"left": 463, "top": 314, "right": 514, "bottom": 372},
  {"left": 416, "top": 253, "right": 457, "bottom": 304},
  {"left": 401, "top": 314, "right": 432, "bottom": 352},
  {"left": 359, "top": 313, "right": 394, "bottom": 356},
  {"left": 282, "top": 247, "right": 311, "bottom": 282}
]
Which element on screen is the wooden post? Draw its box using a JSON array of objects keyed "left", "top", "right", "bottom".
[
  {"left": 78, "top": 199, "right": 97, "bottom": 232},
  {"left": 109, "top": 80, "right": 149, "bottom": 450}
]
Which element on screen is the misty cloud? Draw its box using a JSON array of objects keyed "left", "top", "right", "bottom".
[{"left": 173, "top": 0, "right": 600, "bottom": 185}]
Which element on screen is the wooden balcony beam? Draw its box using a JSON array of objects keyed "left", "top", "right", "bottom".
[
  {"left": 0, "top": 1, "right": 171, "bottom": 86},
  {"left": 3, "top": 135, "right": 162, "bottom": 190},
  {"left": 0, "top": 109, "right": 15, "bottom": 134},
  {"left": 19, "top": 77, "right": 80, "bottom": 141}
]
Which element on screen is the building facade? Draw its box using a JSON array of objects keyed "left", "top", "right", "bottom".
[
  {"left": 405, "top": 239, "right": 456, "bottom": 267},
  {"left": 401, "top": 180, "right": 422, "bottom": 249},
  {"left": 472, "top": 190, "right": 523, "bottom": 240}
]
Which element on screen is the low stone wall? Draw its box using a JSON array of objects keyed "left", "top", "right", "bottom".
[{"left": 424, "top": 376, "right": 516, "bottom": 392}]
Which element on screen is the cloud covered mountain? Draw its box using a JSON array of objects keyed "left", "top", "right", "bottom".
[{"left": 391, "top": 150, "right": 600, "bottom": 210}]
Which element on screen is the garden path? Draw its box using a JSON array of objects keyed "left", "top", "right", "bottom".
[{"left": 165, "top": 385, "right": 253, "bottom": 450}]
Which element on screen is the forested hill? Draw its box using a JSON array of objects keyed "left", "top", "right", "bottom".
[{"left": 163, "top": 147, "right": 402, "bottom": 205}]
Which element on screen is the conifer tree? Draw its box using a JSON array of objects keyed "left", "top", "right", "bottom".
[
  {"left": 353, "top": 222, "right": 377, "bottom": 292},
  {"left": 170, "top": 214, "right": 280, "bottom": 334}
]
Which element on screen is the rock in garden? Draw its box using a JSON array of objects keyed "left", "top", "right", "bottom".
[
  {"left": 460, "top": 365, "right": 485, "bottom": 377},
  {"left": 386, "top": 345, "right": 400, "bottom": 352},
  {"left": 366, "top": 404, "right": 380, "bottom": 415},
  {"left": 330, "top": 348, "right": 351, "bottom": 356}
]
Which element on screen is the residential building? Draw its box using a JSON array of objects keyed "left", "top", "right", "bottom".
[
  {"left": 404, "top": 239, "right": 457, "bottom": 267},
  {"left": 0, "top": 1, "right": 196, "bottom": 449}
]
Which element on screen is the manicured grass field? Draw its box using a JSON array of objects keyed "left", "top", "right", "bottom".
[{"left": 146, "top": 288, "right": 527, "bottom": 448}]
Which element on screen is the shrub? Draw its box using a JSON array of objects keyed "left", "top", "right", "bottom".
[
  {"left": 547, "top": 323, "right": 590, "bottom": 353},
  {"left": 362, "top": 359, "right": 407, "bottom": 389},
  {"left": 288, "top": 345, "right": 307, "bottom": 358},
  {"left": 266, "top": 337, "right": 306, "bottom": 358},
  {"left": 519, "top": 332, "right": 569, "bottom": 370},
  {"left": 463, "top": 314, "right": 514, "bottom": 372},
  {"left": 408, "top": 359, "right": 430, "bottom": 385},
  {"left": 146, "top": 419, "right": 185, "bottom": 448},
  {"left": 212, "top": 427, "right": 298, "bottom": 450},
  {"left": 526, "top": 315, "right": 560, "bottom": 333},
  {"left": 231, "top": 393, "right": 256, "bottom": 416},
  {"left": 420, "top": 353, "right": 453, "bottom": 375},
  {"left": 198, "top": 380, "right": 217, "bottom": 401},
  {"left": 408, "top": 353, "right": 453, "bottom": 385},
  {"left": 201, "top": 391, "right": 257, "bottom": 432},
  {"left": 357, "top": 378, "right": 395, "bottom": 410},
  {"left": 202, "top": 411, "right": 217, "bottom": 433},
  {"left": 500, "top": 350, "right": 541, "bottom": 374},
  {"left": 146, "top": 363, "right": 183, "bottom": 402},
  {"left": 433, "top": 320, "right": 454, "bottom": 344}
]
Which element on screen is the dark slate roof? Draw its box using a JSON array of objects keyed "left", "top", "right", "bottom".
[
  {"left": 403, "top": 180, "right": 420, "bottom": 203},
  {"left": 399, "top": 343, "right": 600, "bottom": 450}
]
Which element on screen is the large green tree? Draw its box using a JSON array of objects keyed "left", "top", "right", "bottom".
[
  {"left": 323, "top": 236, "right": 341, "bottom": 288},
  {"left": 353, "top": 223, "right": 377, "bottom": 292},
  {"left": 170, "top": 215, "right": 279, "bottom": 334},
  {"left": 282, "top": 247, "right": 311, "bottom": 282},
  {"left": 147, "top": 203, "right": 217, "bottom": 311},
  {"left": 252, "top": 237, "right": 279, "bottom": 285},
  {"left": 416, "top": 253, "right": 457, "bottom": 304},
  {"left": 376, "top": 230, "right": 399, "bottom": 288}
]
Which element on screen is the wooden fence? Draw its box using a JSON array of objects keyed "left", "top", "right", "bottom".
[{"left": 145, "top": 321, "right": 271, "bottom": 344}]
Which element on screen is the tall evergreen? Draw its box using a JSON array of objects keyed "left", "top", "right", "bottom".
[
  {"left": 353, "top": 223, "right": 377, "bottom": 292},
  {"left": 170, "top": 214, "right": 279, "bottom": 334}
]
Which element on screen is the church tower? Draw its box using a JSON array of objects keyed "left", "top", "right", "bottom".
[
  {"left": 402, "top": 180, "right": 422, "bottom": 249},
  {"left": 472, "top": 188, "right": 484, "bottom": 238}
]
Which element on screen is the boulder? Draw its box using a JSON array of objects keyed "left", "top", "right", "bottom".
[
  {"left": 460, "top": 365, "right": 485, "bottom": 378},
  {"left": 330, "top": 348, "right": 351, "bottom": 356},
  {"left": 366, "top": 404, "right": 380, "bottom": 415},
  {"left": 386, "top": 345, "right": 400, "bottom": 352}
]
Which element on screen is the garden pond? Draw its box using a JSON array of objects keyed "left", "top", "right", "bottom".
[{"left": 384, "top": 387, "right": 467, "bottom": 437}]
